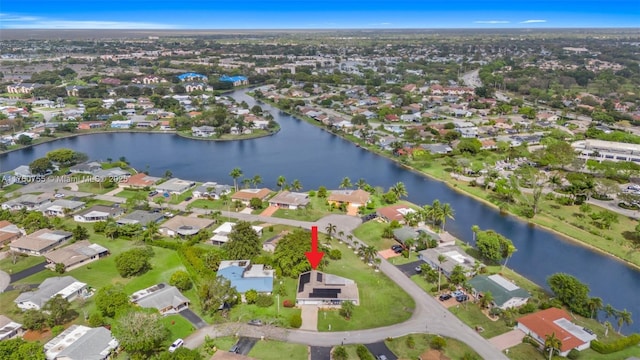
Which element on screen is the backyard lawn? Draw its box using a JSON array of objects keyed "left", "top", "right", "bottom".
[
  {"left": 385, "top": 334, "right": 481, "bottom": 360},
  {"left": 449, "top": 303, "right": 512, "bottom": 339},
  {"left": 352, "top": 220, "right": 397, "bottom": 250},
  {"left": 0, "top": 254, "right": 45, "bottom": 274},
  {"left": 160, "top": 315, "right": 196, "bottom": 344},
  {"left": 227, "top": 278, "right": 301, "bottom": 328},
  {"left": 317, "top": 241, "right": 414, "bottom": 331},
  {"left": 76, "top": 182, "right": 115, "bottom": 194},
  {"left": 248, "top": 339, "right": 309, "bottom": 360},
  {"left": 271, "top": 194, "right": 343, "bottom": 222}
]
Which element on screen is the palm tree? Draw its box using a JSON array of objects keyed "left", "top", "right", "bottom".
[
  {"left": 291, "top": 179, "right": 303, "bottom": 191},
  {"left": 355, "top": 178, "right": 368, "bottom": 190},
  {"left": 276, "top": 176, "right": 287, "bottom": 191},
  {"left": 617, "top": 309, "right": 633, "bottom": 334},
  {"left": 325, "top": 223, "right": 337, "bottom": 240},
  {"left": 373, "top": 258, "right": 382, "bottom": 271},
  {"left": 242, "top": 178, "right": 252, "bottom": 189},
  {"left": 339, "top": 177, "right": 352, "bottom": 189},
  {"left": 501, "top": 243, "right": 517, "bottom": 273},
  {"left": 479, "top": 291, "right": 493, "bottom": 308},
  {"left": 252, "top": 175, "right": 263, "bottom": 187},
  {"left": 439, "top": 203, "right": 455, "bottom": 231},
  {"left": 363, "top": 246, "right": 377, "bottom": 264},
  {"left": 229, "top": 167, "right": 243, "bottom": 192},
  {"left": 604, "top": 304, "right": 616, "bottom": 320},
  {"left": 603, "top": 321, "right": 612, "bottom": 337},
  {"left": 143, "top": 221, "right": 159, "bottom": 242},
  {"left": 437, "top": 254, "right": 447, "bottom": 293},
  {"left": 338, "top": 230, "right": 345, "bottom": 239},
  {"left": 346, "top": 234, "right": 353, "bottom": 244},
  {"left": 390, "top": 182, "right": 408, "bottom": 199},
  {"left": 548, "top": 174, "right": 562, "bottom": 191},
  {"left": 471, "top": 225, "right": 480, "bottom": 243},
  {"left": 544, "top": 332, "right": 562, "bottom": 360},
  {"left": 588, "top": 297, "right": 603, "bottom": 319}
]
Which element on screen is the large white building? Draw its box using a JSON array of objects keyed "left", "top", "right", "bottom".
[{"left": 572, "top": 139, "right": 640, "bottom": 163}]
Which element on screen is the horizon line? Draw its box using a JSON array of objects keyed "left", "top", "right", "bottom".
[{"left": 2, "top": 27, "right": 640, "bottom": 31}]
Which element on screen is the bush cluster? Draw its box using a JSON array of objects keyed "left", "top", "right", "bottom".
[{"left": 591, "top": 334, "right": 640, "bottom": 354}]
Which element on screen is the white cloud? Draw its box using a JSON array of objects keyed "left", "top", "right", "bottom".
[
  {"left": 0, "top": 13, "right": 39, "bottom": 21},
  {"left": 520, "top": 19, "right": 547, "bottom": 23},
  {"left": 474, "top": 20, "right": 510, "bottom": 24},
  {"left": 0, "top": 13, "right": 179, "bottom": 29}
]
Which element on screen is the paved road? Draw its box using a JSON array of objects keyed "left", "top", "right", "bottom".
[
  {"left": 0, "top": 270, "right": 10, "bottom": 293},
  {"left": 180, "top": 309, "right": 207, "bottom": 329},
  {"left": 183, "top": 217, "right": 508, "bottom": 360},
  {"left": 365, "top": 341, "right": 398, "bottom": 360}
]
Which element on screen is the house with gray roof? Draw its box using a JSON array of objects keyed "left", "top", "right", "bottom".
[
  {"left": 116, "top": 210, "right": 163, "bottom": 227},
  {"left": 393, "top": 226, "right": 419, "bottom": 245},
  {"left": 468, "top": 274, "right": 531, "bottom": 310},
  {"left": 73, "top": 205, "right": 124, "bottom": 222},
  {"left": 192, "top": 182, "right": 232, "bottom": 199},
  {"left": 217, "top": 260, "right": 274, "bottom": 294},
  {"left": 418, "top": 245, "right": 477, "bottom": 278},
  {"left": 0, "top": 315, "right": 23, "bottom": 341},
  {"left": 130, "top": 283, "right": 189, "bottom": 315},
  {"left": 2, "top": 193, "right": 53, "bottom": 211},
  {"left": 268, "top": 191, "right": 310, "bottom": 210},
  {"left": 44, "top": 240, "right": 109, "bottom": 271},
  {"left": 15, "top": 276, "right": 88, "bottom": 310},
  {"left": 155, "top": 178, "right": 195, "bottom": 195},
  {"left": 44, "top": 325, "right": 118, "bottom": 360},
  {"left": 10, "top": 229, "right": 73, "bottom": 256},
  {"left": 421, "top": 143, "right": 453, "bottom": 154},
  {"left": 40, "top": 199, "right": 86, "bottom": 217}
]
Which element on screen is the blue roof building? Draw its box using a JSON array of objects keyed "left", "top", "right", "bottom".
[
  {"left": 178, "top": 73, "right": 208, "bottom": 82},
  {"left": 217, "top": 260, "right": 274, "bottom": 293},
  {"left": 219, "top": 75, "right": 249, "bottom": 86}
]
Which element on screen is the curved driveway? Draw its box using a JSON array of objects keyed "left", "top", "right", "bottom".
[{"left": 183, "top": 212, "right": 508, "bottom": 360}]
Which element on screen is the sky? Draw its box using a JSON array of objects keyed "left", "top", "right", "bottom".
[{"left": 1, "top": 0, "right": 638, "bottom": 29}]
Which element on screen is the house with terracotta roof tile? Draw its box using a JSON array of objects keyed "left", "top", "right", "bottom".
[
  {"left": 517, "top": 308, "right": 597, "bottom": 356},
  {"left": 231, "top": 188, "right": 272, "bottom": 205}
]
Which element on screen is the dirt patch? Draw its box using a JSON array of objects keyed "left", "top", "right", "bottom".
[
  {"left": 420, "top": 349, "right": 450, "bottom": 360},
  {"left": 23, "top": 328, "right": 52, "bottom": 342}
]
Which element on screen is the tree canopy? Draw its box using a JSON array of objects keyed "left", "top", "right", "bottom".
[
  {"left": 0, "top": 338, "right": 45, "bottom": 360},
  {"left": 223, "top": 221, "right": 261, "bottom": 260},
  {"left": 95, "top": 284, "right": 131, "bottom": 317},
  {"left": 475, "top": 229, "right": 516, "bottom": 263},
  {"left": 46, "top": 148, "right": 88, "bottom": 166},
  {"left": 115, "top": 247, "right": 153, "bottom": 277},
  {"left": 112, "top": 309, "right": 169, "bottom": 359},
  {"left": 198, "top": 276, "right": 239, "bottom": 314},
  {"left": 547, "top": 273, "right": 591, "bottom": 317},
  {"left": 273, "top": 229, "right": 314, "bottom": 277}
]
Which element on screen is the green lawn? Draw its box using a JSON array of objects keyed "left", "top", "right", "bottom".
[
  {"left": 168, "top": 190, "right": 193, "bottom": 205},
  {"left": 0, "top": 254, "right": 45, "bottom": 274},
  {"left": 76, "top": 182, "right": 115, "bottom": 194},
  {"left": 248, "top": 340, "right": 308, "bottom": 360},
  {"left": 115, "top": 189, "right": 145, "bottom": 199},
  {"left": 449, "top": 303, "right": 512, "bottom": 339},
  {"left": 160, "top": 315, "right": 196, "bottom": 343},
  {"left": 352, "top": 220, "right": 397, "bottom": 250},
  {"left": 317, "top": 241, "right": 414, "bottom": 331},
  {"left": 385, "top": 334, "right": 481, "bottom": 360},
  {"left": 227, "top": 278, "right": 301, "bottom": 328},
  {"left": 271, "top": 194, "right": 343, "bottom": 222},
  {"left": 506, "top": 343, "right": 545, "bottom": 360},
  {"left": 189, "top": 199, "right": 232, "bottom": 211}
]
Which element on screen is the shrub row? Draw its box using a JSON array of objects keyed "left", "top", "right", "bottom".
[
  {"left": 356, "top": 344, "right": 374, "bottom": 360},
  {"left": 591, "top": 333, "right": 640, "bottom": 354}
]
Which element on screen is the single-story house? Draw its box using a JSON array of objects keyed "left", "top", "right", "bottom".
[
  {"left": 418, "top": 245, "right": 476, "bottom": 278},
  {"left": 120, "top": 172, "right": 161, "bottom": 188},
  {"left": 262, "top": 231, "right": 289, "bottom": 252},
  {"left": 2, "top": 193, "right": 53, "bottom": 211},
  {"left": 44, "top": 240, "right": 109, "bottom": 272},
  {"left": 15, "top": 276, "right": 88, "bottom": 310},
  {"left": 192, "top": 182, "right": 232, "bottom": 199},
  {"left": 268, "top": 191, "right": 310, "bottom": 210},
  {"left": 40, "top": 199, "right": 86, "bottom": 217},
  {"left": 517, "top": 308, "right": 597, "bottom": 357},
  {"left": 155, "top": 178, "right": 195, "bottom": 195},
  {"left": 130, "top": 283, "right": 190, "bottom": 315},
  {"left": 392, "top": 227, "right": 419, "bottom": 246},
  {"left": 217, "top": 260, "right": 274, "bottom": 294},
  {"left": 116, "top": 210, "right": 164, "bottom": 227},
  {"left": 297, "top": 270, "right": 360, "bottom": 306},
  {"left": 73, "top": 205, "right": 124, "bottom": 222},
  {"left": 44, "top": 325, "right": 119, "bottom": 360},
  {"left": 10, "top": 229, "right": 73, "bottom": 256},
  {"left": 0, "top": 220, "right": 24, "bottom": 245},
  {"left": 0, "top": 315, "right": 23, "bottom": 341},
  {"left": 468, "top": 274, "right": 531, "bottom": 310},
  {"left": 327, "top": 189, "right": 370, "bottom": 208},
  {"left": 159, "top": 215, "right": 214, "bottom": 237},
  {"left": 210, "top": 222, "right": 263, "bottom": 246},
  {"left": 376, "top": 205, "right": 416, "bottom": 223},
  {"left": 231, "top": 188, "right": 272, "bottom": 205}
]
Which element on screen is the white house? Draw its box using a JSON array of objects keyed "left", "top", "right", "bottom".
[{"left": 15, "top": 276, "right": 88, "bottom": 310}]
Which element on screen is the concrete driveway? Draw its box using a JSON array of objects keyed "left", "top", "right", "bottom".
[
  {"left": 233, "top": 337, "right": 258, "bottom": 355},
  {"left": 365, "top": 341, "right": 398, "bottom": 360},
  {"left": 489, "top": 329, "right": 526, "bottom": 350},
  {"left": 300, "top": 305, "right": 318, "bottom": 331}
]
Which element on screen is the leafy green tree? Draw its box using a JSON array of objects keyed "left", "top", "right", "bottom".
[
  {"left": 198, "top": 277, "right": 239, "bottom": 313},
  {"left": 43, "top": 295, "right": 77, "bottom": 327},
  {"left": 46, "top": 149, "right": 87, "bottom": 166},
  {"left": 115, "top": 248, "right": 153, "bottom": 277},
  {"left": 72, "top": 225, "right": 89, "bottom": 241},
  {"left": 23, "top": 309, "right": 47, "bottom": 330},
  {"left": 88, "top": 312, "right": 106, "bottom": 327},
  {"left": 112, "top": 309, "right": 169, "bottom": 359},
  {"left": 544, "top": 332, "right": 562, "bottom": 360},
  {"left": 339, "top": 300, "right": 355, "bottom": 319},
  {"left": 156, "top": 347, "right": 203, "bottom": 360},
  {"left": 449, "top": 265, "right": 466, "bottom": 286},
  {"left": 476, "top": 229, "right": 515, "bottom": 263},
  {"left": 16, "top": 134, "right": 32, "bottom": 145},
  {"left": 317, "top": 186, "right": 328, "bottom": 198},
  {"left": 332, "top": 346, "right": 348, "bottom": 360},
  {"left": 169, "top": 270, "right": 193, "bottom": 291},
  {"left": 0, "top": 338, "right": 45, "bottom": 360},
  {"left": 54, "top": 263, "right": 65, "bottom": 274},
  {"left": 273, "top": 229, "right": 313, "bottom": 277},
  {"left": 245, "top": 289, "right": 258, "bottom": 304},
  {"left": 457, "top": 138, "right": 482, "bottom": 154},
  {"left": 224, "top": 221, "right": 261, "bottom": 259},
  {"left": 547, "top": 273, "right": 591, "bottom": 317},
  {"left": 249, "top": 197, "right": 263, "bottom": 209},
  {"left": 29, "top": 157, "right": 54, "bottom": 175},
  {"left": 95, "top": 284, "right": 131, "bottom": 317},
  {"left": 430, "top": 336, "right": 447, "bottom": 350}
]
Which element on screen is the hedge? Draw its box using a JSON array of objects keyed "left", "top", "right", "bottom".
[
  {"left": 356, "top": 344, "right": 374, "bottom": 360},
  {"left": 591, "top": 333, "right": 640, "bottom": 354}
]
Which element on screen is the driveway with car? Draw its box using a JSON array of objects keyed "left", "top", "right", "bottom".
[
  {"left": 395, "top": 260, "right": 424, "bottom": 277},
  {"left": 232, "top": 337, "right": 258, "bottom": 355},
  {"left": 365, "top": 342, "right": 397, "bottom": 360}
]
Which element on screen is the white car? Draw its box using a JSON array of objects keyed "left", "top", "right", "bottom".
[
  {"left": 54, "top": 193, "right": 65, "bottom": 198},
  {"left": 169, "top": 338, "right": 184, "bottom": 353}
]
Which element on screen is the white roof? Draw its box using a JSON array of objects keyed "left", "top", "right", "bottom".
[
  {"left": 554, "top": 318, "right": 597, "bottom": 342},
  {"left": 57, "top": 281, "right": 88, "bottom": 299},
  {"left": 488, "top": 274, "right": 520, "bottom": 291},
  {"left": 443, "top": 250, "right": 467, "bottom": 264}
]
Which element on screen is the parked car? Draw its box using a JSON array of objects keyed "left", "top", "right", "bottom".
[
  {"left": 439, "top": 293, "right": 452, "bottom": 301},
  {"left": 229, "top": 344, "right": 240, "bottom": 353},
  {"left": 453, "top": 290, "right": 464, "bottom": 297},
  {"left": 456, "top": 294, "right": 469, "bottom": 302},
  {"left": 376, "top": 355, "right": 388, "bottom": 360},
  {"left": 54, "top": 193, "right": 65, "bottom": 198},
  {"left": 391, "top": 245, "right": 404, "bottom": 253},
  {"left": 168, "top": 339, "right": 184, "bottom": 353},
  {"left": 248, "top": 319, "right": 263, "bottom": 326},
  {"left": 148, "top": 190, "right": 158, "bottom": 197},
  {"left": 414, "top": 265, "right": 422, "bottom": 273}
]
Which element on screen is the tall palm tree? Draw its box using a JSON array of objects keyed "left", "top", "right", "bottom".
[
  {"left": 617, "top": 309, "right": 633, "bottom": 334},
  {"left": 471, "top": 225, "right": 480, "bottom": 243},
  {"left": 362, "top": 245, "right": 377, "bottom": 264},
  {"left": 143, "top": 221, "right": 159, "bottom": 242},
  {"left": 355, "top": 178, "right": 368, "bottom": 190},
  {"left": 544, "top": 332, "right": 562, "bottom": 360},
  {"left": 242, "top": 178, "right": 251, "bottom": 189},
  {"left": 291, "top": 179, "right": 303, "bottom": 191},
  {"left": 252, "top": 175, "right": 263, "bottom": 187},
  {"left": 229, "top": 167, "right": 243, "bottom": 192},
  {"left": 501, "top": 243, "right": 517, "bottom": 273},
  {"left": 437, "top": 254, "right": 447, "bottom": 293},
  {"left": 421, "top": 204, "right": 434, "bottom": 225},
  {"left": 404, "top": 238, "right": 415, "bottom": 258},
  {"left": 604, "top": 304, "right": 615, "bottom": 319},
  {"left": 588, "top": 297, "right": 603, "bottom": 319},
  {"left": 440, "top": 203, "right": 455, "bottom": 231},
  {"left": 390, "top": 182, "right": 408, "bottom": 200},
  {"left": 325, "top": 223, "right": 337, "bottom": 240},
  {"left": 603, "top": 321, "right": 612, "bottom": 337},
  {"left": 276, "top": 175, "right": 287, "bottom": 191},
  {"left": 339, "top": 177, "right": 352, "bottom": 189}
]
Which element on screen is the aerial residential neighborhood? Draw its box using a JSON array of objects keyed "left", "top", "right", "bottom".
[{"left": 0, "top": 9, "right": 639, "bottom": 360}]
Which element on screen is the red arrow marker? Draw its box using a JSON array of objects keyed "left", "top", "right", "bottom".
[{"left": 305, "top": 226, "right": 324, "bottom": 270}]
